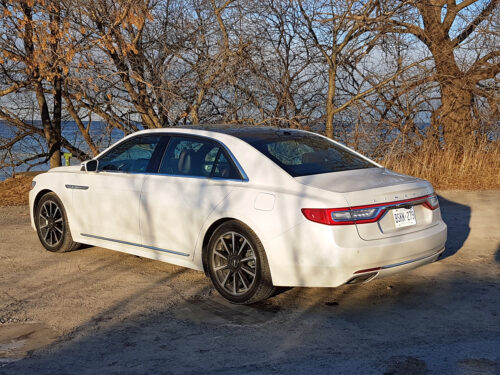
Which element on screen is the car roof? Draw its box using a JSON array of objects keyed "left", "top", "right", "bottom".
[{"left": 133, "top": 126, "right": 312, "bottom": 141}]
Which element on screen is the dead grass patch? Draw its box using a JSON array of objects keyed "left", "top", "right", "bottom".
[
  {"left": 0, "top": 173, "right": 41, "bottom": 206},
  {"left": 382, "top": 141, "right": 500, "bottom": 190}
]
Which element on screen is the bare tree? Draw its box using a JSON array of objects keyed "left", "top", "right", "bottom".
[
  {"left": 386, "top": 0, "right": 500, "bottom": 148},
  {"left": 0, "top": 0, "right": 90, "bottom": 167}
]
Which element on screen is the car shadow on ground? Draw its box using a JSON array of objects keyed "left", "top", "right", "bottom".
[{"left": 437, "top": 195, "right": 471, "bottom": 260}]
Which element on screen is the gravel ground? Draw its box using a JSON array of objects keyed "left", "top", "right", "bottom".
[{"left": 0, "top": 191, "right": 499, "bottom": 374}]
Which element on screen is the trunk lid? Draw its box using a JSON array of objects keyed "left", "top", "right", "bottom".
[{"left": 295, "top": 168, "right": 438, "bottom": 240}]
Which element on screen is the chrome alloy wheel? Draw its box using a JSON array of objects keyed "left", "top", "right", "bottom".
[
  {"left": 211, "top": 231, "right": 257, "bottom": 296},
  {"left": 38, "top": 200, "right": 64, "bottom": 247}
]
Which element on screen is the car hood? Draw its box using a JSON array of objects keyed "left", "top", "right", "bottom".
[
  {"left": 47, "top": 165, "right": 82, "bottom": 173},
  {"left": 294, "top": 168, "right": 434, "bottom": 206}
]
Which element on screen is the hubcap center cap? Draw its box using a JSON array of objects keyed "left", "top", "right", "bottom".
[{"left": 228, "top": 255, "right": 240, "bottom": 270}]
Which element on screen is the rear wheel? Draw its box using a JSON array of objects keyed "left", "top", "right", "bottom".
[
  {"left": 207, "top": 221, "right": 275, "bottom": 304},
  {"left": 35, "top": 192, "right": 80, "bottom": 253}
]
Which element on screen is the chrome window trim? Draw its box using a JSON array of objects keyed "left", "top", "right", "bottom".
[{"left": 92, "top": 132, "right": 249, "bottom": 182}]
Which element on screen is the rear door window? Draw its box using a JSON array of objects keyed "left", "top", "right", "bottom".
[{"left": 159, "top": 136, "right": 241, "bottom": 179}]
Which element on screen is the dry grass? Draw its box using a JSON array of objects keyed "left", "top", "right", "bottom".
[
  {"left": 382, "top": 141, "right": 500, "bottom": 190},
  {"left": 0, "top": 173, "right": 40, "bottom": 206}
]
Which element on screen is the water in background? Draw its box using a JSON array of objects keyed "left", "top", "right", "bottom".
[{"left": 0, "top": 120, "right": 126, "bottom": 180}]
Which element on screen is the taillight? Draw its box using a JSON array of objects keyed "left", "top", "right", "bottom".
[
  {"left": 301, "top": 207, "right": 383, "bottom": 225},
  {"left": 302, "top": 193, "right": 439, "bottom": 225},
  {"left": 423, "top": 194, "right": 439, "bottom": 210}
]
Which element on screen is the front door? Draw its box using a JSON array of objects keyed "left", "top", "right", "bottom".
[{"left": 72, "top": 134, "right": 164, "bottom": 245}]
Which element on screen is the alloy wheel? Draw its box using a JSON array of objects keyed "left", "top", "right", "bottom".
[
  {"left": 38, "top": 200, "right": 64, "bottom": 247},
  {"left": 211, "top": 231, "right": 257, "bottom": 296}
]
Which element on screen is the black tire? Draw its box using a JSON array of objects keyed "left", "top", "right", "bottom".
[
  {"left": 35, "top": 192, "right": 80, "bottom": 253},
  {"left": 207, "top": 220, "right": 275, "bottom": 304}
]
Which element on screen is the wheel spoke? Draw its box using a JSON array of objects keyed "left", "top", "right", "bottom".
[
  {"left": 237, "top": 239, "right": 248, "bottom": 255},
  {"left": 220, "top": 238, "right": 230, "bottom": 254},
  {"left": 54, "top": 218, "right": 63, "bottom": 223},
  {"left": 238, "top": 271, "right": 248, "bottom": 290},
  {"left": 48, "top": 230, "right": 54, "bottom": 245},
  {"left": 43, "top": 228, "right": 50, "bottom": 241},
  {"left": 240, "top": 255, "right": 255, "bottom": 263},
  {"left": 214, "top": 250, "right": 227, "bottom": 260},
  {"left": 231, "top": 232, "right": 236, "bottom": 254},
  {"left": 233, "top": 272, "right": 237, "bottom": 293},
  {"left": 214, "top": 264, "right": 228, "bottom": 272},
  {"left": 221, "top": 270, "right": 231, "bottom": 287},
  {"left": 54, "top": 226, "right": 63, "bottom": 234},
  {"left": 241, "top": 266, "right": 255, "bottom": 277}
]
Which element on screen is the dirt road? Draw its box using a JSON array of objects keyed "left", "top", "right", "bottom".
[{"left": 1, "top": 191, "right": 499, "bottom": 374}]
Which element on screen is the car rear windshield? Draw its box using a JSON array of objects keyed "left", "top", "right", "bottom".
[{"left": 240, "top": 131, "right": 376, "bottom": 177}]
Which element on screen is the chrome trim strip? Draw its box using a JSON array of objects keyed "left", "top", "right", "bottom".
[
  {"left": 65, "top": 184, "right": 89, "bottom": 190},
  {"left": 381, "top": 248, "right": 444, "bottom": 269},
  {"left": 330, "top": 196, "right": 431, "bottom": 223},
  {"left": 80, "top": 233, "right": 189, "bottom": 257}
]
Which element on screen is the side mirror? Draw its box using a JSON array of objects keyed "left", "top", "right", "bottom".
[{"left": 83, "top": 160, "right": 98, "bottom": 172}]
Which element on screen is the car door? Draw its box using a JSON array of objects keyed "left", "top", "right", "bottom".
[
  {"left": 71, "top": 134, "right": 165, "bottom": 245},
  {"left": 140, "top": 135, "right": 243, "bottom": 257}
]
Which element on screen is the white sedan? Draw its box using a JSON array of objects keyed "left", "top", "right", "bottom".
[{"left": 29, "top": 128, "right": 447, "bottom": 304}]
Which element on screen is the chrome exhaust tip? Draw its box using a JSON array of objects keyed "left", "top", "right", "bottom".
[{"left": 346, "top": 272, "right": 378, "bottom": 285}]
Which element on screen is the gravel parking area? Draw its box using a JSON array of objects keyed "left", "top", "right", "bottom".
[{"left": 0, "top": 191, "right": 499, "bottom": 374}]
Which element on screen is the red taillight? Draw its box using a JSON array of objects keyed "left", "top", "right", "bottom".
[
  {"left": 301, "top": 208, "right": 332, "bottom": 225},
  {"left": 301, "top": 207, "right": 382, "bottom": 225},
  {"left": 423, "top": 194, "right": 439, "bottom": 210},
  {"left": 302, "top": 193, "right": 438, "bottom": 226}
]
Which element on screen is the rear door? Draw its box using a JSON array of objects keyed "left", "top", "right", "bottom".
[
  {"left": 140, "top": 135, "right": 242, "bottom": 257},
  {"left": 71, "top": 134, "right": 165, "bottom": 245}
]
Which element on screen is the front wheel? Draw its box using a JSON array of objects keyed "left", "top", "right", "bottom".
[
  {"left": 207, "top": 221, "right": 275, "bottom": 304},
  {"left": 35, "top": 192, "right": 80, "bottom": 253}
]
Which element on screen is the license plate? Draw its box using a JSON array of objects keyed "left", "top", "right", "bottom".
[{"left": 392, "top": 207, "right": 416, "bottom": 228}]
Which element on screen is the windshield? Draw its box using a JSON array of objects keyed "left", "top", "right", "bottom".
[{"left": 240, "top": 131, "right": 376, "bottom": 177}]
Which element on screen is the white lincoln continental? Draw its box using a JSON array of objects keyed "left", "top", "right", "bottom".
[{"left": 29, "top": 128, "right": 447, "bottom": 304}]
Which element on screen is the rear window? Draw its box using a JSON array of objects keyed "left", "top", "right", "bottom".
[{"left": 242, "top": 132, "right": 376, "bottom": 177}]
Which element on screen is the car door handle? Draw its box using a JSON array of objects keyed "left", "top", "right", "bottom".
[{"left": 65, "top": 184, "right": 89, "bottom": 190}]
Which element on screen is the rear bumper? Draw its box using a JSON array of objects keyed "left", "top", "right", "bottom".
[
  {"left": 265, "top": 219, "right": 447, "bottom": 288},
  {"left": 346, "top": 247, "right": 445, "bottom": 284}
]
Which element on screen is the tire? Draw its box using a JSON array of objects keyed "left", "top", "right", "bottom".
[
  {"left": 207, "top": 220, "right": 275, "bottom": 304},
  {"left": 35, "top": 192, "right": 80, "bottom": 253}
]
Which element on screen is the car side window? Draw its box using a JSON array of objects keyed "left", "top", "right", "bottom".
[
  {"left": 213, "top": 152, "right": 240, "bottom": 179},
  {"left": 98, "top": 135, "right": 162, "bottom": 173},
  {"left": 159, "top": 136, "right": 240, "bottom": 179},
  {"left": 159, "top": 137, "right": 219, "bottom": 177}
]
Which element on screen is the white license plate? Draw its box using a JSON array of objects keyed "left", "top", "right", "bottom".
[{"left": 392, "top": 207, "right": 416, "bottom": 228}]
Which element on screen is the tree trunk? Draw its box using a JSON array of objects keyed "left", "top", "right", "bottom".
[
  {"left": 429, "top": 41, "right": 475, "bottom": 149},
  {"left": 438, "top": 81, "right": 474, "bottom": 148},
  {"left": 35, "top": 81, "right": 61, "bottom": 168},
  {"left": 325, "top": 67, "right": 336, "bottom": 139},
  {"left": 52, "top": 74, "right": 63, "bottom": 167}
]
